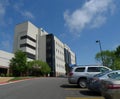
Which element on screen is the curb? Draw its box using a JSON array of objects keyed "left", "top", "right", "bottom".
[{"left": 0, "top": 77, "right": 39, "bottom": 85}]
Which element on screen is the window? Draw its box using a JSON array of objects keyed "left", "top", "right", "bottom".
[
  {"left": 108, "top": 72, "right": 119, "bottom": 78},
  {"left": 20, "top": 35, "right": 36, "bottom": 42},
  {"left": 99, "top": 67, "right": 110, "bottom": 73},
  {"left": 75, "top": 67, "right": 85, "bottom": 72},
  {"left": 25, "top": 52, "right": 36, "bottom": 59},
  {"left": 20, "top": 43, "right": 36, "bottom": 50},
  {"left": 87, "top": 67, "right": 100, "bottom": 72}
]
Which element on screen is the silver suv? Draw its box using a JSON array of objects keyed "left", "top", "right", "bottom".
[{"left": 68, "top": 65, "right": 112, "bottom": 88}]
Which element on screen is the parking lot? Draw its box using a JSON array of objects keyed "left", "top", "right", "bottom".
[
  {"left": 61, "top": 84, "right": 104, "bottom": 99},
  {"left": 0, "top": 77, "right": 105, "bottom": 99}
]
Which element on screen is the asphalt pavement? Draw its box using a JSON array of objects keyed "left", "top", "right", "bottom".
[{"left": 0, "top": 77, "right": 104, "bottom": 99}]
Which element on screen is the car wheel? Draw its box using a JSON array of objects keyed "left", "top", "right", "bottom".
[{"left": 78, "top": 79, "right": 87, "bottom": 88}]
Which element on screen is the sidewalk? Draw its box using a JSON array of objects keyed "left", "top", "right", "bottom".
[{"left": 0, "top": 77, "right": 13, "bottom": 83}]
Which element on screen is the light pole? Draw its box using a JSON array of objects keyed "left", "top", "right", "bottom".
[{"left": 96, "top": 40, "right": 104, "bottom": 65}]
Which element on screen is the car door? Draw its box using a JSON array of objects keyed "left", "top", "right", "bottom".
[
  {"left": 73, "top": 67, "right": 86, "bottom": 78},
  {"left": 87, "top": 67, "right": 100, "bottom": 77}
]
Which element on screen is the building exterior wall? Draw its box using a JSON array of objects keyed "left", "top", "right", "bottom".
[
  {"left": 64, "top": 44, "right": 76, "bottom": 65},
  {"left": 13, "top": 21, "right": 76, "bottom": 76},
  {"left": 46, "top": 34, "right": 55, "bottom": 76},
  {"left": 14, "top": 22, "right": 28, "bottom": 53},
  {"left": 70, "top": 50, "right": 76, "bottom": 64},
  {"left": 0, "top": 50, "right": 14, "bottom": 68},
  {"left": 38, "top": 35, "right": 46, "bottom": 62},
  {"left": 0, "top": 50, "right": 14, "bottom": 75},
  {"left": 54, "top": 36, "right": 65, "bottom": 76},
  {"left": 14, "top": 21, "right": 38, "bottom": 60}
]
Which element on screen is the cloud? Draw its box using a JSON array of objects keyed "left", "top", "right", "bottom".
[
  {"left": 21, "top": 11, "right": 34, "bottom": 19},
  {"left": 64, "top": 0, "right": 115, "bottom": 35},
  {"left": 13, "top": 2, "right": 34, "bottom": 19},
  {"left": 91, "top": 16, "right": 106, "bottom": 28}
]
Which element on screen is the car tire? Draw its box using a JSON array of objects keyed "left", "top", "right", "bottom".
[{"left": 78, "top": 79, "right": 87, "bottom": 88}]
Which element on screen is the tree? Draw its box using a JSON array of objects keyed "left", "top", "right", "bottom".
[
  {"left": 95, "top": 45, "right": 120, "bottom": 70},
  {"left": 95, "top": 50, "right": 115, "bottom": 67},
  {"left": 10, "top": 50, "right": 27, "bottom": 76},
  {"left": 113, "top": 45, "right": 120, "bottom": 69},
  {"left": 27, "top": 60, "right": 51, "bottom": 76},
  {"left": 115, "top": 46, "right": 120, "bottom": 58}
]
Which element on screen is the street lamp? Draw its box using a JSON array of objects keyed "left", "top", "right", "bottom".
[{"left": 96, "top": 40, "right": 104, "bottom": 65}]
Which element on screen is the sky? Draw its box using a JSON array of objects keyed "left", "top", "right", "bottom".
[{"left": 0, "top": 0, "right": 120, "bottom": 65}]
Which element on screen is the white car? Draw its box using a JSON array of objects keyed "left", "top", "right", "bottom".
[{"left": 68, "top": 65, "right": 111, "bottom": 88}]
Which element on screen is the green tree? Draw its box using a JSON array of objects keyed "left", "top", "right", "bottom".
[
  {"left": 95, "top": 45, "right": 120, "bottom": 70},
  {"left": 95, "top": 50, "right": 115, "bottom": 67},
  {"left": 27, "top": 60, "right": 51, "bottom": 76},
  {"left": 115, "top": 46, "right": 120, "bottom": 58},
  {"left": 10, "top": 50, "right": 27, "bottom": 76},
  {"left": 113, "top": 45, "right": 120, "bottom": 69}
]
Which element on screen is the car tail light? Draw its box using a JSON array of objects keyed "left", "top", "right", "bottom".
[
  {"left": 69, "top": 72, "right": 73, "bottom": 76},
  {"left": 107, "top": 84, "right": 120, "bottom": 89}
]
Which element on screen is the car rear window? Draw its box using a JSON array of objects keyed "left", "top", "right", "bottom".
[{"left": 75, "top": 67, "right": 85, "bottom": 72}]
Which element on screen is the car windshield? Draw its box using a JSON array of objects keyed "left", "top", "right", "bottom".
[
  {"left": 112, "top": 74, "right": 120, "bottom": 80},
  {"left": 94, "top": 71, "right": 109, "bottom": 77},
  {"left": 94, "top": 71, "right": 111, "bottom": 77}
]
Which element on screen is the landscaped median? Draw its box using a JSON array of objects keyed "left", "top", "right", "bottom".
[
  {"left": 0, "top": 77, "right": 35, "bottom": 84},
  {"left": 0, "top": 77, "right": 13, "bottom": 83}
]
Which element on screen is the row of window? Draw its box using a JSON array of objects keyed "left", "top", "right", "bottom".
[
  {"left": 56, "top": 56, "right": 64, "bottom": 62},
  {"left": 20, "top": 35, "right": 36, "bottom": 43},
  {"left": 25, "top": 52, "right": 36, "bottom": 60},
  {"left": 55, "top": 41, "right": 64, "bottom": 49},
  {"left": 56, "top": 64, "right": 65, "bottom": 69},
  {"left": 75, "top": 67, "right": 109, "bottom": 72},
  {"left": 56, "top": 49, "right": 64, "bottom": 56},
  {"left": 20, "top": 43, "right": 36, "bottom": 50}
]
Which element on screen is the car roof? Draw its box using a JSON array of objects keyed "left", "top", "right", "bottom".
[{"left": 71, "top": 65, "right": 106, "bottom": 68}]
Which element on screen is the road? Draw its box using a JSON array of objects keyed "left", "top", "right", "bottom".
[{"left": 0, "top": 77, "right": 104, "bottom": 99}]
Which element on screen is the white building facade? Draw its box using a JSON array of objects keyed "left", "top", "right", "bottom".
[
  {"left": 13, "top": 21, "right": 76, "bottom": 76},
  {"left": 0, "top": 50, "right": 14, "bottom": 75}
]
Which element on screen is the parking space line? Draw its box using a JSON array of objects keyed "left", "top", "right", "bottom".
[
  {"left": 64, "top": 88, "right": 88, "bottom": 91},
  {"left": 66, "top": 97, "right": 104, "bottom": 99}
]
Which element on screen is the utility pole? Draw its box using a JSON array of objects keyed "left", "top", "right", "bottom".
[{"left": 96, "top": 40, "right": 104, "bottom": 65}]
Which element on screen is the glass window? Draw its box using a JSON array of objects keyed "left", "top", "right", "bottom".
[
  {"left": 25, "top": 52, "right": 35, "bottom": 59},
  {"left": 87, "top": 67, "right": 100, "bottom": 72},
  {"left": 20, "top": 35, "right": 36, "bottom": 42},
  {"left": 75, "top": 67, "right": 85, "bottom": 72},
  {"left": 99, "top": 67, "right": 110, "bottom": 73},
  {"left": 108, "top": 72, "right": 119, "bottom": 78},
  {"left": 20, "top": 43, "right": 36, "bottom": 50}
]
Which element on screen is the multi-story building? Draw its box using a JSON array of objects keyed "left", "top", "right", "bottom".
[{"left": 13, "top": 21, "right": 76, "bottom": 76}]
